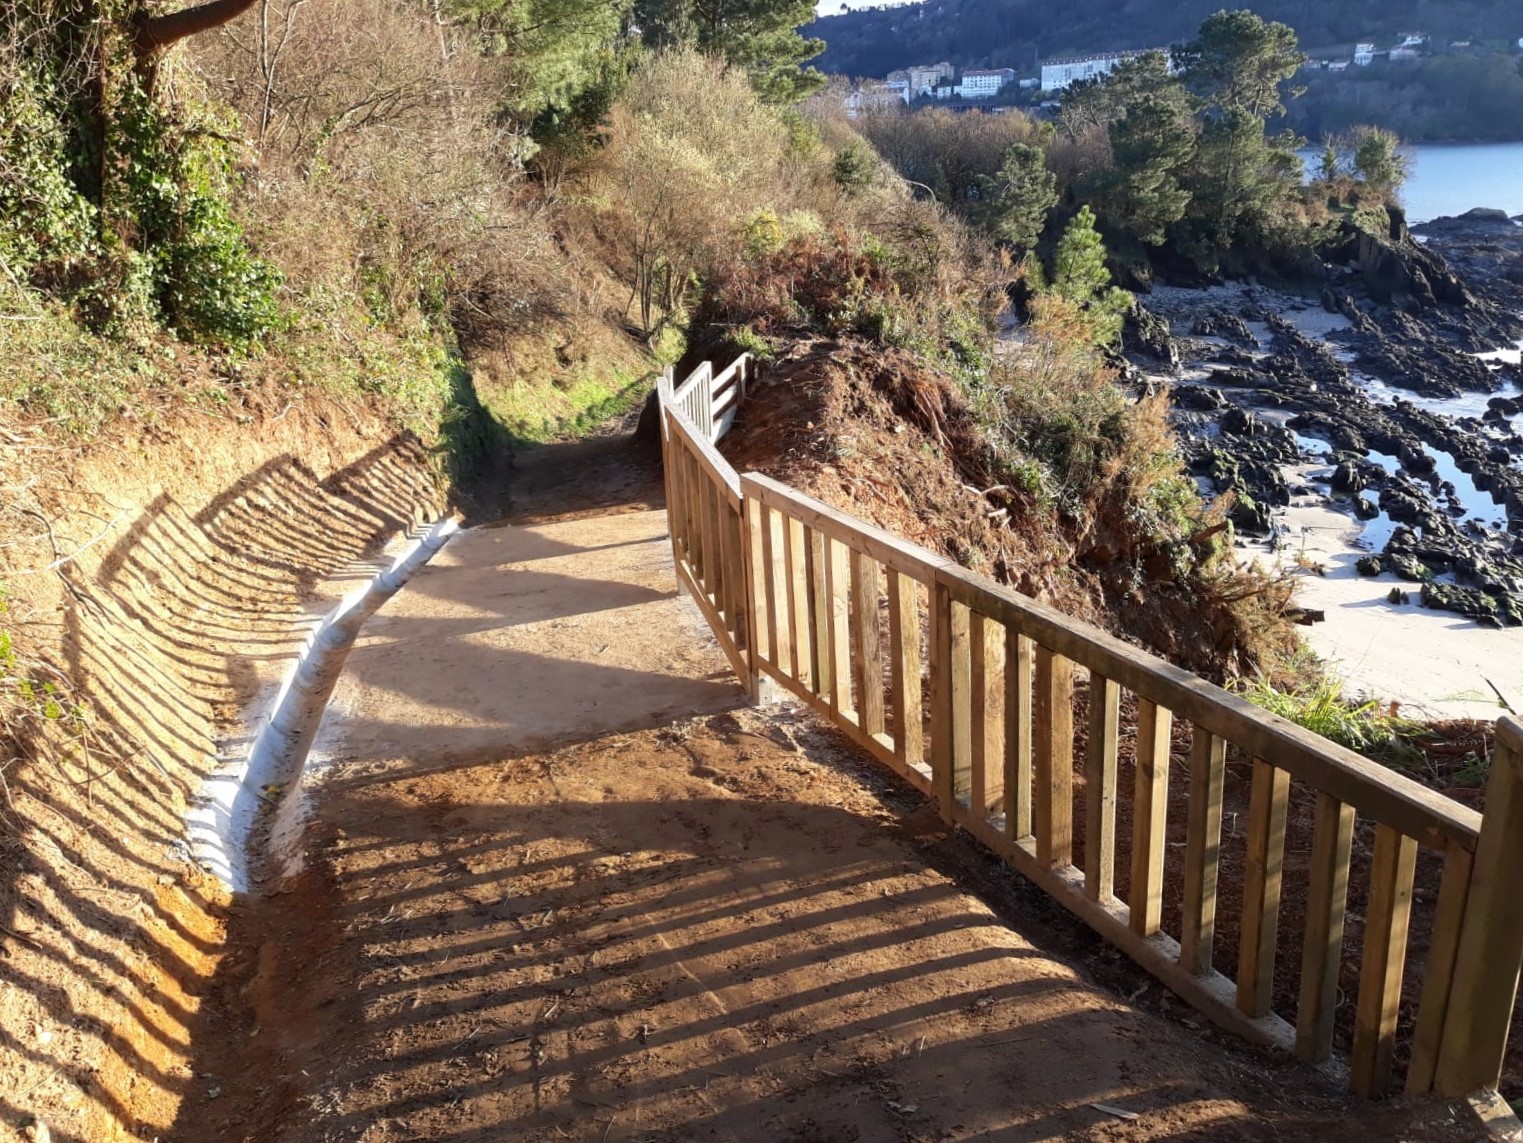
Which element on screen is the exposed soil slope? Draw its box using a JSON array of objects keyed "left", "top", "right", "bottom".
[
  {"left": 716, "top": 341, "right": 1281, "bottom": 680},
  {"left": 0, "top": 398, "right": 445, "bottom": 1142}
]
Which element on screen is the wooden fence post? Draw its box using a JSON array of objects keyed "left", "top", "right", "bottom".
[
  {"left": 1433, "top": 718, "right": 1523, "bottom": 1097},
  {"left": 930, "top": 581, "right": 955, "bottom": 824}
]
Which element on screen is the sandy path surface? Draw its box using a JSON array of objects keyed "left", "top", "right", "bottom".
[{"left": 172, "top": 436, "right": 1470, "bottom": 1142}]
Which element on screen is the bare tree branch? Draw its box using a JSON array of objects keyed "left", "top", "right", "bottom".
[{"left": 133, "top": 0, "right": 261, "bottom": 58}]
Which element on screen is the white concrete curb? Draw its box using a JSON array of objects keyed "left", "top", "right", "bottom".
[{"left": 185, "top": 517, "right": 460, "bottom": 891}]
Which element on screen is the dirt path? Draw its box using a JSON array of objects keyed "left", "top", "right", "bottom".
[{"left": 174, "top": 435, "right": 1470, "bottom": 1142}]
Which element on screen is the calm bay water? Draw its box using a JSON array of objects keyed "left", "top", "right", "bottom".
[{"left": 1398, "top": 142, "right": 1523, "bottom": 223}]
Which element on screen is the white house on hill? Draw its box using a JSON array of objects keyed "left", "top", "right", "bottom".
[
  {"left": 907, "top": 62, "right": 954, "bottom": 96},
  {"left": 957, "top": 68, "right": 1016, "bottom": 98},
  {"left": 1041, "top": 53, "right": 1130, "bottom": 90}
]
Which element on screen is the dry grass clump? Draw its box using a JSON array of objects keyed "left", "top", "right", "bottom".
[
  {"left": 856, "top": 106, "right": 1049, "bottom": 204},
  {"left": 586, "top": 48, "right": 827, "bottom": 340},
  {"left": 985, "top": 291, "right": 1297, "bottom": 677}
]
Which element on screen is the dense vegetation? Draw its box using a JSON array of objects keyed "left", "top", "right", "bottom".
[
  {"left": 854, "top": 12, "right": 1386, "bottom": 283},
  {"left": 1287, "top": 53, "right": 1523, "bottom": 141}
]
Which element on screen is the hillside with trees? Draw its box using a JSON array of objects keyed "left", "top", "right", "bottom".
[
  {"left": 813, "top": 0, "right": 1521, "bottom": 72},
  {"left": 811, "top": 0, "right": 1523, "bottom": 139}
]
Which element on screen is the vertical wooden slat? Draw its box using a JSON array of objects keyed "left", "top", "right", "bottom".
[
  {"left": 757, "top": 502, "right": 779, "bottom": 671},
  {"left": 1033, "top": 647, "right": 1073, "bottom": 869},
  {"left": 929, "top": 580, "right": 954, "bottom": 824},
  {"left": 1351, "top": 824, "right": 1419, "bottom": 1097},
  {"left": 970, "top": 611, "right": 988, "bottom": 814},
  {"left": 1004, "top": 629, "right": 1033, "bottom": 842},
  {"left": 784, "top": 516, "right": 811, "bottom": 689},
  {"left": 1434, "top": 726, "right": 1523, "bottom": 1098},
  {"left": 949, "top": 602, "right": 972, "bottom": 806},
  {"left": 1237, "top": 759, "right": 1290, "bottom": 1018},
  {"left": 886, "top": 570, "right": 924, "bottom": 768},
  {"left": 680, "top": 443, "right": 697, "bottom": 565},
  {"left": 849, "top": 550, "right": 886, "bottom": 736},
  {"left": 969, "top": 613, "right": 1005, "bottom": 818},
  {"left": 734, "top": 502, "right": 757, "bottom": 692},
  {"left": 1179, "top": 729, "right": 1226, "bottom": 975},
  {"left": 806, "top": 528, "right": 830, "bottom": 699},
  {"left": 694, "top": 451, "right": 709, "bottom": 585},
  {"left": 1130, "top": 699, "right": 1173, "bottom": 937},
  {"left": 1407, "top": 844, "right": 1473, "bottom": 1094},
  {"left": 719, "top": 500, "right": 739, "bottom": 634},
  {"left": 744, "top": 496, "right": 770, "bottom": 669},
  {"left": 825, "top": 538, "right": 853, "bottom": 719},
  {"left": 703, "top": 475, "right": 721, "bottom": 600},
  {"left": 1296, "top": 793, "right": 1356, "bottom": 1064},
  {"left": 766, "top": 507, "right": 791, "bottom": 676},
  {"left": 1084, "top": 675, "right": 1120, "bottom": 901}
]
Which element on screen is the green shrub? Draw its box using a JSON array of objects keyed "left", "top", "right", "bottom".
[{"left": 1243, "top": 673, "right": 1425, "bottom": 762}]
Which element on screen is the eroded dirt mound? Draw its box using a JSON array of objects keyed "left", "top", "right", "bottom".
[
  {"left": 720, "top": 340, "right": 1102, "bottom": 622},
  {"left": 717, "top": 341, "right": 1280, "bottom": 679}
]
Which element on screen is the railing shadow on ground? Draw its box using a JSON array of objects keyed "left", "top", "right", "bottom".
[
  {"left": 0, "top": 433, "right": 443, "bottom": 1142},
  {"left": 174, "top": 728, "right": 1440, "bottom": 1142},
  {"left": 658, "top": 355, "right": 1523, "bottom": 1105}
]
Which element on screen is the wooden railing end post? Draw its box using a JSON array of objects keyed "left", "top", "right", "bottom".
[{"left": 1432, "top": 720, "right": 1523, "bottom": 1097}]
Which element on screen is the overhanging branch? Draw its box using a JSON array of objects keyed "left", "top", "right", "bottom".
[{"left": 133, "top": 0, "right": 260, "bottom": 57}]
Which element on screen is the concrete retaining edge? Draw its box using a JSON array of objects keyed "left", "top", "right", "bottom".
[{"left": 184, "top": 517, "right": 460, "bottom": 892}]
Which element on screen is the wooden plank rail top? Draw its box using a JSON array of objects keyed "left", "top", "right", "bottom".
[{"left": 659, "top": 356, "right": 1523, "bottom": 1107}]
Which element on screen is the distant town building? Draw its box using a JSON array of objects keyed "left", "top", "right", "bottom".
[
  {"left": 844, "top": 82, "right": 909, "bottom": 117},
  {"left": 1018, "top": 77, "right": 1040, "bottom": 89},
  {"left": 1354, "top": 42, "right": 1376, "bottom": 66},
  {"left": 907, "top": 62, "right": 954, "bottom": 96},
  {"left": 956, "top": 67, "right": 1016, "bottom": 99},
  {"left": 1040, "top": 52, "right": 1131, "bottom": 90},
  {"left": 1396, "top": 32, "right": 1429, "bottom": 48},
  {"left": 1327, "top": 59, "right": 1351, "bottom": 71},
  {"left": 1389, "top": 45, "right": 1422, "bottom": 61}
]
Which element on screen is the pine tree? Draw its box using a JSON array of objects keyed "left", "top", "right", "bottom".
[
  {"left": 634, "top": 0, "right": 825, "bottom": 102},
  {"left": 977, "top": 143, "right": 1057, "bottom": 250},
  {"left": 1050, "top": 206, "right": 1131, "bottom": 347}
]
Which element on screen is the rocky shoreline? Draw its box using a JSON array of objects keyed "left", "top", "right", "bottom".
[
  {"left": 1130, "top": 210, "right": 1523, "bottom": 621},
  {"left": 1124, "top": 209, "right": 1523, "bottom": 712}
]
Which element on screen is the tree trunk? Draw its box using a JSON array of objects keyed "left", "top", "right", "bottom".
[{"left": 133, "top": 0, "right": 261, "bottom": 59}]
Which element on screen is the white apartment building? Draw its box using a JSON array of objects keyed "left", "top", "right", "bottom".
[
  {"left": 1040, "top": 53, "right": 1130, "bottom": 90},
  {"left": 1354, "top": 43, "right": 1376, "bottom": 65},
  {"left": 908, "top": 62, "right": 955, "bottom": 95},
  {"left": 956, "top": 68, "right": 1016, "bottom": 98}
]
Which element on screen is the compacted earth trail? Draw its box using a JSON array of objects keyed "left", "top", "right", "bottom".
[{"left": 173, "top": 433, "right": 1473, "bottom": 1142}]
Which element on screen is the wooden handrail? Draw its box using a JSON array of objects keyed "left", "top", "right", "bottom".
[
  {"left": 934, "top": 562, "right": 1482, "bottom": 852},
  {"left": 657, "top": 355, "right": 1523, "bottom": 1103}
]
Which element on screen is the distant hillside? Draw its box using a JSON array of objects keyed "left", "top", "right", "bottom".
[{"left": 811, "top": 0, "right": 1520, "bottom": 78}]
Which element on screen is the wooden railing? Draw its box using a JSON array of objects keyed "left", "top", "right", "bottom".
[
  {"left": 658, "top": 357, "right": 753, "bottom": 688},
  {"left": 658, "top": 356, "right": 1523, "bottom": 1103}
]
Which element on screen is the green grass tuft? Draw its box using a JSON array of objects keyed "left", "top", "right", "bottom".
[{"left": 1243, "top": 673, "right": 1427, "bottom": 764}]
